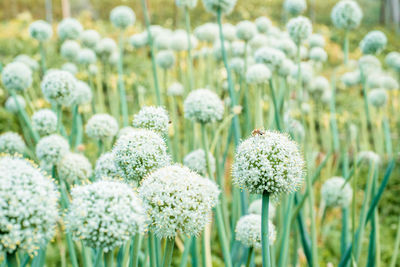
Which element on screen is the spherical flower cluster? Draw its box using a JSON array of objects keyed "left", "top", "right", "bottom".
[
  {"left": 73, "top": 81, "right": 93, "bottom": 106},
  {"left": 277, "top": 38, "right": 297, "bottom": 58},
  {"left": 235, "top": 20, "right": 257, "bottom": 42},
  {"left": 368, "top": 88, "right": 388, "bottom": 108},
  {"left": 283, "top": 0, "right": 307, "bottom": 16},
  {"left": 254, "top": 47, "right": 286, "bottom": 71},
  {"left": 308, "top": 33, "right": 325, "bottom": 48},
  {"left": 309, "top": 47, "right": 327, "bottom": 62},
  {"left": 246, "top": 63, "right": 271, "bottom": 84},
  {"left": 309, "top": 76, "right": 330, "bottom": 97},
  {"left": 184, "top": 89, "right": 224, "bottom": 124},
  {"left": 95, "top": 38, "right": 117, "bottom": 59},
  {"left": 290, "top": 62, "right": 314, "bottom": 85},
  {"left": 249, "top": 34, "right": 268, "bottom": 51},
  {"left": 230, "top": 57, "right": 245, "bottom": 74},
  {"left": 248, "top": 199, "right": 276, "bottom": 218},
  {"left": 286, "top": 16, "right": 312, "bottom": 45},
  {"left": 29, "top": 20, "right": 52, "bottom": 41},
  {"left": 110, "top": 6, "right": 136, "bottom": 29},
  {"left": 155, "top": 50, "right": 176, "bottom": 69},
  {"left": 41, "top": 70, "right": 77, "bottom": 106},
  {"left": 183, "top": 149, "right": 216, "bottom": 176},
  {"left": 176, "top": 0, "right": 198, "bottom": 9},
  {"left": 58, "top": 152, "right": 92, "bottom": 184},
  {"left": 194, "top": 23, "right": 218, "bottom": 43},
  {"left": 36, "top": 134, "right": 70, "bottom": 166},
  {"left": 382, "top": 75, "right": 399, "bottom": 90},
  {"left": 61, "top": 62, "right": 78, "bottom": 75},
  {"left": 170, "top": 30, "right": 197, "bottom": 51},
  {"left": 61, "top": 40, "right": 80, "bottom": 61},
  {"left": 80, "top": 29, "right": 101, "bottom": 48},
  {"left": 341, "top": 71, "right": 360, "bottom": 87},
  {"left": 286, "top": 118, "right": 305, "bottom": 141},
  {"left": 213, "top": 40, "right": 230, "bottom": 60},
  {"left": 167, "top": 82, "right": 184, "bottom": 96},
  {"left": 321, "top": 177, "right": 352, "bottom": 207},
  {"left": 358, "top": 151, "right": 380, "bottom": 165},
  {"left": 14, "top": 55, "right": 39, "bottom": 71},
  {"left": 0, "top": 132, "right": 26, "bottom": 154},
  {"left": 5, "top": 95, "right": 26, "bottom": 113},
  {"left": 360, "top": 30, "right": 387, "bottom": 55},
  {"left": 139, "top": 164, "right": 220, "bottom": 238},
  {"left": 0, "top": 155, "right": 58, "bottom": 254},
  {"left": 129, "top": 32, "right": 148, "bottom": 48},
  {"left": 232, "top": 130, "right": 304, "bottom": 195},
  {"left": 77, "top": 48, "right": 97, "bottom": 65},
  {"left": 1, "top": 62, "right": 33, "bottom": 92},
  {"left": 202, "top": 0, "right": 237, "bottom": 15},
  {"left": 132, "top": 106, "right": 170, "bottom": 135},
  {"left": 65, "top": 180, "right": 146, "bottom": 252},
  {"left": 385, "top": 52, "right": 400, "bottom": 69},
  {"left": 223, "top": 23, "right": 237, "bottom": 41},
  {"left": 235, "top": 214, "right": 276, "bottom": 248},
  {"left": 278, "top": 58, "right": 295, "bottom": 77},
  {"left": 154, "top": 33, "right": 171, "bottom": 50},
  {"left": 112, "top": 129, "right": 171, "bottom": 182},
  {"left": 88, "top": 64, "right": 98, "bottom": 75},
  {"left": 94, "top": 152, "right": 120, "bottom": 180},
  {"left": 85, "top": 114, "right": 119, "bottom": 140},
  {"left": 358, "top": 55, "right": 381, "bottom": 75},
  {"left": 255, "top": 16, "right": 271, "bottom": 33},
  {"left": 331, "top": 0, "right": 363, "bottom": 30},
  {"left": 57, "top": 18, "right": 83, "bottom": 41},
  {"left": 31, "top": 109, "right": 57, "bottom": 136}
]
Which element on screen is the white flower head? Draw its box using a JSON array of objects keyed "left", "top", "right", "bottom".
[
  {"left": 321, "top": 176, "right": 352, "bottom": 207},
  {"left": 156, "top": 50, "right": 176, "bottom": 69},
  {"left": 248, "top": 199, "right": 276, "bottom": 218},
  {"left": 58, "top": 152, "right": 92, "bottom": 184},
  {"left": 235, "top": 214, "right": 276, "bottom": 248},
  {"left": 255, "top": 16, "right": 272, "bottom": 34},
  {"left": 183, "top": 149, "right": 216, "bottom": 176},
  {"left": 29, "top": 20, "right": 53, "bottom": 41},
  {"left": 368, "top": 88, "right": 388, "bottom": 108},
  {"left": 80, "top": 29, "right": 101, "bottom": 48},
  {"left": 5, "top": 95, "right": 26, "bottom": 113},
  {"left": 73, "top": 80, "right": 93, "bottom": 106},
  {"left": 1, "top": 62, "right": 33, "bottom": 92},
  {"left": 167, "top": 82, "right": 184, "bottom": 96},
  {"left": 110, "top": 6, "right": 136, "bottom": 29},
  {"left": 360, "top": 30, "right": 387, "bottom": 55},
  {"left": 133, "top": 106, "right": 170, "bottom": 135},
  {"left": 94, "top": 152, "right": 121, "bottom": 180},
  {"left": 14, "top": 55, "right": 39, "bottom": 71},
  {"left": 202, "top": 0, "right": 237, "bottom": 15},
  {"left": 61, "top": 40, "right": 81, "bottom": 61},
  {"left": 41, "top": 70, "right": 77, "bottom": 106},
  {"left": 57, "top": 18, "right": 83, "bottom": 41},
  {"left": 85, "top": 114, "right": 119, "bottom": 140},
  {"left": 36, "top": 134, "right": 70, "bottom": 166},
  {"left": 0, "top": 132, "right": 26, "bottom": 155},
  {"left": 184, "top": 89, "right": 224, "bottom": 124},
  {"left": 65, "top": 180, "right": 147, "bottom": 252},
  {"left": 286, "top": 16, "right": 312, "bottom": 45},
  {"left": 31, "top": 109, "right": 57, "bottom": 136},
  {"left": 194, "top": 23, "right": 218, "bottom": 43},
  {"left": 77, "top": 48, "right": 97, "bottom": 65},
  {"left": 96, "top": 38, "right": 117, "bottom": 59},
  {"left": 331, "top": 0, "right": 363, "bottom": 30},
  {"left": 246, "top": 63, "right": 271, "bottom": 84},
  {"left": 284, "top": 0, "right": 307, "bottom": 16},
  {"left": 254, "top": 47, "right": 286, "bottom": 72},
  {"left": 236, "top": 20, "right": 257, "bottom": 42}
]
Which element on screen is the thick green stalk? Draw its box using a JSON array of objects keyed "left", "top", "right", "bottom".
[
  {"left": 56, "top": 105, "right": 62, "bottom": 133},
  {"left": 148, "top": 233, "right": 158, "bottom": 267},
  {"left": 190, "top": 237, "right": 199, "bottom": 267},
  {"left": 94, "top": 249, "right": 103, "bottom": 267},
  {"left": 246, "top": 247, "right": 254, "bottom": 267},
  {"left": 341, "top": 208, "right": 349, "bottom": 258},
  {"left": 184, "top": 7, "right": 194, "bottom": 92},
  {"left": 6, "top": 251, "right": 18, "bottom": 267},
  {"left": 255, "top": 84, "right": 263, "bottom": 128},
  {"left": 268, "top": 78, "right": 282, "bottom": 131},
  {"left": 389, "top": 216, "right": 400, "bottom": 267},
  {"left": 262, "top": 192, "right": 271, "bottom": 267},
  {"left": 104, "top": 250, "right": 114, "bottom": 267},
  {"left": 162, "top": 238, "right": 175, "bottom": 267},
  {"left": 98, "top": 140, "right": 104, "bottom": 157},
  {"left": 278, "top": 194, "right": 294, "bottom": 267},
  {"left": 117, "top": 31, "right": 129, "bottom": 126},
  {"left": 329, "top": 75, "right": 340, "bottom": 152},
  {"left": 129, "top": 235, "right": 141, "bottom": 267},
  {"left": 179, "top": 237, "right": 192, "bottom": 267},
  {"left": 382, "top": 116, "right": 392, "bottom": 158},
  {"left": 81, "top": 242, "right": 92, "bottom": 267},
  {"left": 140, "top": 0, "right": 162, "bottom": 105},
  {"left": 305, "top": 171, "right": 318, "bottom": 267}
]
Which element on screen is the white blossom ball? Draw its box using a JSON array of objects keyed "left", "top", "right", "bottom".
[
  {"left": 77, "top": 48, "right": 97, "bottom": 65},
  {"left": 117, "top": 126, "right": 136, "bottom": 138},
  {"left": 360, "top": 30, "right": 387, "bottom": 55},
  {"left": 176, "top": 0, "right": 198, "bottom": 9},
  {"left": 213, "top": 40, "right": 231, "bottom": 60},
  {"left": 129, "top": 32, "right": 148, "bottom": 48},
  {"left": 0, "top": 155, "right": 59, "bottom": 255},
  {"left": 61, "top": 63, "right": 78, "bottom": 76},
  {"left": 358, "top": 151, "right": 380, "bottom": 165},
  {"left": 184, "top": 89, "right": 224, "bottom": 124},
  {"left": 385, "top": 52, "right": 400, "bottom": 69},
  {"left": 290, "top": 62, "right": 314, "bottom": 85},
  {"left": 202, "top": 0, "right": 237, "bottom": 15},
  {"left": 231, "top": 41, "right": 246, "bottom": 57},
  {"left": 331, "top": 0, "right": 363, "bottom": 30},
  {"left": 248, "top": 199, "right": 276, "bottom": 219},
  {"left": 132, "top": 106, "right": 170, "bottom": 135},
  {"left": 183, "top": 149, "right": 216, "bottom": 176},
  {"left": 235, "top": 214, "right": 276, "bottom": 248},
  {"left": 341, "top": 71, "right": 360, "bottom": 87},
  {"left": 286, "top": 118, "right": 305, "bottom": 141},
  {"left": 277, "top": 38, "right": 297, "bottom": 58},
  {"left": 57, "top": 18, "right": 83, "bottom": 41},
  {"left": 255, "top": 16, "right": 272, "bottom": 34},
  {"left": 286, "top": 16, "right": 312, "bottom": 45},
  {"left": 246, "top": 63, "right": 271, "bottom": 84},
  {"left": 88, "top": 64, "right": 98, "bottom": 75},
  {"left": 14, "top": 55, "right": 39, "bottom": 71},
  {"left": 154, "top": 33, "right": 171, "bottom": 50},
  {"left": 41, "top": 70, "right": 77, "bottom": 106},
  {"left": 73, "top": 80, "right": 92, "bottom": 106},
  {"left": 358, "top": 55, "right": 381, "bottom": 74},
  {"left": 29, "top": 20, "right": 53, "bottom": 41},
  {"left": 382, "top": 75, "right": 399, "bottom": 90},
  {"left": 32, "top": 109, "right": 57, "bottom": 136},
  {"left": 1, "top": 62, "right": 32, "bottom": 92},
  {"left": 249, "top": 34, "right": 268, "bottom": 51},
  {"left": 308, "top": 33, "right": 325, "bottom": 48},
  {"left": 309, "top": 76, "right": 330, "bottom": 97},
  {"left": 65, "top": 180, "right": 146, "bottom": 252},
  {"left": 309, "top": 47, "right": 327, "bottom": 62},
  {"left": 112, "top": 129, "right": 171, "bottom": 182},
  {"left": 368, "top": 88, "right": 388, "bottom": 108},
  {"left": 254, "top": 47, "right": 286, "bottom": 71},
  {"left": 110, "top": 6, "right": 136, "bottom": 29},
  {"left": 230, "top": 57, "right": 245, "bottom": 74},
  {"left": 170, "top": 30, "right": 197, "bottom": 51},
  {"left": 139, "top": 164, "right": 220, "bottom": 238},
  {"left": 321, "top": 177, "right": 352, "bottom": 207},
  {"left": 0, "top": 132, "right": 26, "bottom": 155},
  {"left": 194, "top": 23, "right": 218, "bottom": 43},
  {"left": 5, "top": 95, "right": 26, "bottom": 113},
  {"left": 95, "top": 38, "right": 117, "bottom": 59},
  {"left": 80, "top": 29, "right": 101, "bottom": 48},
  {"left": 278, "top": 58, "right": 295, "bottom": 77},
  {"left": 94, "top": 152, "right": 120, "bottom": 180},
  {"left": 236, "top": 20, "right": 257, "bottom": 42},
  {"left": 61, "top": 40, "right": 80, "bottom": 61},
  {"left": 36, "top": 134, "right": 70, "bottom": 166},
  {"left": 167, "top": 82, "right": 184, "bottom": 96},
  {"left": 58, "top": 152, "right": 92, "bottom": 184},
  {"left": 284, "top": 0, "right": 307, "bottom": 16},
  {"left": 85, "top": 114, "right": 119, "bottom": 140},
  {"left": 156, "top": 50, "right": 176, "bottom": 69},
  {"left": 222, "top": 23, "right": 237, "bottom": 42},
  {"left": 232, "top": 130, "right": 304, "bottom": 195}
]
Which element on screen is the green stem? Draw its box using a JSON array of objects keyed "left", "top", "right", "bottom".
[
  {"left": 149, "top": 233, "right": 158, "bottom": 267},
  {"left": 98, "top": 140, "right": 104, "bottom": 157},
  {"left": 190, "top": 237, "right": 199, "bottom": 267},
  {"left": 117, "top": 31, "right": 129, "bottom": 126},
  {"left": 389, "top": 216, "right": 400, "bottom": 267},
  {"left": 184, "top": 7, "right": 194, "bottom": 92},
  {"left": 306, "top": 171, "right": 318, "bottom": 267},
  {"left": 262, "top": 192, "right": 271, "bottom": 267},
  {"left": 162, "top": 238, "right": 175, "bottom": 267},
  {"left": 56, "top": 105, "right": 62, "bottom": 133},
  {"left": 269, "top": 78, "right": 282, "bottom": 131},
  {"left": 104, "top": 250, "right": 114, "bottom": 267},
  {"left": 81, "top": 241, "right": 92, "bottom": 267},
  {"left": 129, "top": 235, "right": 141, "bottom": 267},
  {"left": 179, "top": 237, "right": 192, "bottom": 267},
  {"left": 6, "top": 251, "right": 18, "bottom": 267},
  {"left": 382, "top": 116, "right": 392, "bottom": 158},
  {"left": 94, "top": 249, "right": 103, "bottom": 267},
  {"left": 255, "top": 84, "right": 263, "bottom": 128},
  {"left": 246, "top": 246, "right": 254, "bottom": 267},
  {"left": 278, "top": 194, "right": 294, "bottom": 267}
]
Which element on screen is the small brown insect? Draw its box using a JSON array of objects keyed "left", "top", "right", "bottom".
[{"left": 252, "top": 129, "right": 265, "bottom": 136}]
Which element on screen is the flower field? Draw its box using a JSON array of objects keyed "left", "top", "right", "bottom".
[{"left": 0, "top": 0, "right": 400, "bottom": 266}]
